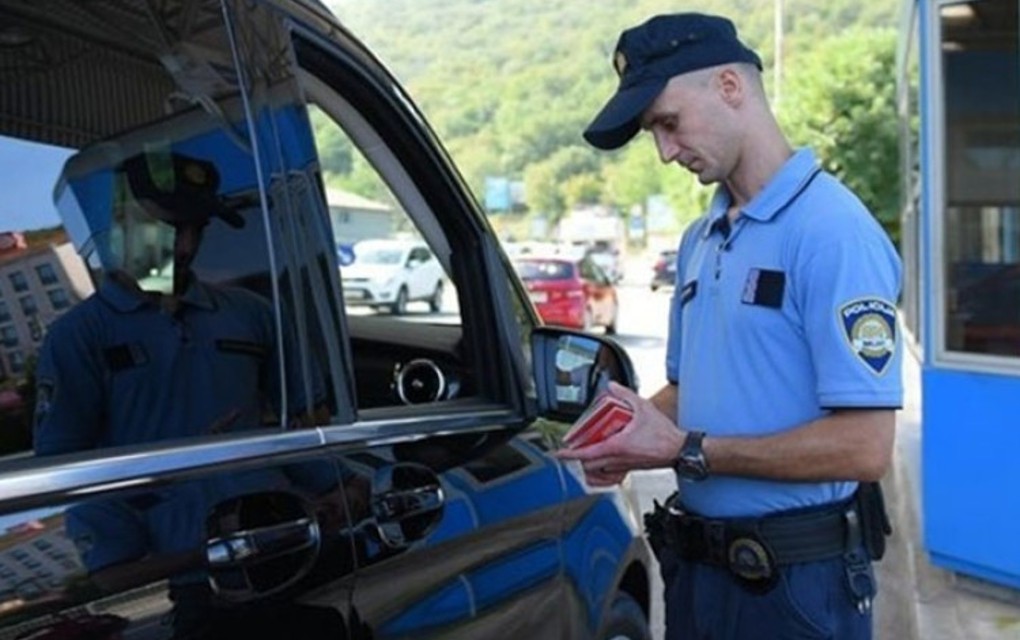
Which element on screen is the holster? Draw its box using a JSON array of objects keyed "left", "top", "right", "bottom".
[
  {"left": 643, "top": 496, "right": 674, "bottom": 564},
  {"left": 855, "top": 481, "right": 893, "bottom": 560}
]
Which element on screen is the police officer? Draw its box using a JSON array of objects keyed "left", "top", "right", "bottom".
[{"left": 558, "top": 13, "right": 902, "bottom": 640}]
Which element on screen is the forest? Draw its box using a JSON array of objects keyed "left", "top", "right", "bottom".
[{"left": 325, "top": 0, "right": 907, "bottom": 242}]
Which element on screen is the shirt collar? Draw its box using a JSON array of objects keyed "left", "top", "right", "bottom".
[
  {"left": 702, "top": 147, "right": 820, "bottom": 238},
  {"left": 98, "top": 272, "right": 218, "bottom": 313}
]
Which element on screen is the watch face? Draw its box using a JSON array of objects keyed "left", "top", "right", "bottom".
[
  {"left": 675, "top": 431, "right": 709, "bottom": 481},
  {"left": 675, "top": 455, "right": 708, "bottom": 481}
]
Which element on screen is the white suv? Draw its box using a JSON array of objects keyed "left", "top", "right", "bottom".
[{"left": 341, "top": 239, "right": 445, "bottom": 314}]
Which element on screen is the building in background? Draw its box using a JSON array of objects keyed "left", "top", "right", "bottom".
[
  {"left": 0, "top": 239, "right": 93, "bottom": 379},
  {"left": 326, "top": 187, "right": 397, "bottom": 246}
]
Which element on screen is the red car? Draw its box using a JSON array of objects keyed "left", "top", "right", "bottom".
[{"left": 515, "top": 255, "right": 619, "bottom": 334}]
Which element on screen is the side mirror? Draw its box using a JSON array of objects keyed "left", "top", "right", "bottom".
[{"left": 531, "top": 326, "right": 638, "bottom": 421}]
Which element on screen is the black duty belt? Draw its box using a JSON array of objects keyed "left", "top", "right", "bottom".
[{"left": 659, "top": 495, "right": 862, "bottom": 594}]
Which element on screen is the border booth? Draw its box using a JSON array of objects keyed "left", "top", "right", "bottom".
[{"left": 899, "top": 0, "right": 1020, "bottom": 590}]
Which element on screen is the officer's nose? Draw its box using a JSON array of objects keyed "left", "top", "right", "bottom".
[{"left": 653, "top": 130, "right": 680, "bottom": 164}]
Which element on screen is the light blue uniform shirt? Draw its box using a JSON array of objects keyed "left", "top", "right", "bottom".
[
  {"left": 34, "top": 275, "right": 303, "bottom": 455},
  {"left": 665, "top": 148, "right": 903, "bottom": 518}
]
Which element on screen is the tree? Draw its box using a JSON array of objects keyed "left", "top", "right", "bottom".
[
  {"left": 601, "top": 143, "right": 664, "bottom": 211},
  {"left": 330, "top": 0, "right": 902, "bottom": 237},
  {"left": 779, "top": 28, "right": 901, "bottom": 243},
  {"left": 523, "top": 145, "right": 602, "bottom": 223}
]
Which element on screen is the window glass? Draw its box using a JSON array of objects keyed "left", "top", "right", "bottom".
[
  {"left": 0, "top": 6, "right": 362, "bottom": 637},
  {"left": 35, "top": 264, "right": 59, "bottom": 286},
  {"left": 8, "top": 272, "right": 28, "bottom": 293},
  {"left": 306, "top": 101, "right": 476, "bottom": 412},
  {"left": 18, "top": 295, "right": 37, "bottom": 316},
  {"left": 9, "top": 351, "right": 24, "bottom": 374},
  {"left": 514, "top": 259, "right": 573, "bottom": 280},
  {"left": 0, "top": 3, "right": 327, "bottom": 463},
  {"left": 940, "top": 0, "right": 1020, "bottom": 357},
  {"left": 47, "top": 288, "right": 70, "bottom": 310}
]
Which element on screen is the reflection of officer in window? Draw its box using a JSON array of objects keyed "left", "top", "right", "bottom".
[
  {"left": 34, "top": 150, "right": 310, "bottom": 454},
  {"left": 33, "top": 151, "right": 336, "bottom": 637}
]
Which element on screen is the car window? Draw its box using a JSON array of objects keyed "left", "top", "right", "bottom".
[
  {"left": 589, "top": 261, "right": 611, "bottom": 285},
  {"left": 301, "top": 58, "right": 503, "bottom": 414},
  {"left": 0, "top": 0, "right": 521, "bottom": 469},
  {"left": 515, "top": 260, "right": 573, "bottom": 280},
  {"left": 0, "top": 2, "right": 336, "bottom": 466},
  {"left": 579, "top": 257, "right": 600, "bottom": 281},
  {"left": 0, "top": 4, "right": 367, "bottom": 635}
]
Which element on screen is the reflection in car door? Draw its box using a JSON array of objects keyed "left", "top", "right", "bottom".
[
  {"left": 333, "top": 428, "right": 569, "bottom": 640},
  {"left": 0, "top": 445, "right": 358, "bottom": 640}
]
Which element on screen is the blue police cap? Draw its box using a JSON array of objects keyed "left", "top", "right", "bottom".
[
  {"left": 583, "top": 13, "right": 762, "bottom": 151},
  {"left": 121, "top": 151, "right": 245, "bottom": 229}
]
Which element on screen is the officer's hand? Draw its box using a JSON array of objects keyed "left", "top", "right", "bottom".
[{"left": 555, "top": 382, "right": 685, "bottom": 480}]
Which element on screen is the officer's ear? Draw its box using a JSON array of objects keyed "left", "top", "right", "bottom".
[{"left": 716, "top": 67, "right": 744, "bottom": 108}]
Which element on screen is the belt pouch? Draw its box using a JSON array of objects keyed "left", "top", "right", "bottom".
[{"left": 855, "top": 482, "right": 892, "bottom": 560}]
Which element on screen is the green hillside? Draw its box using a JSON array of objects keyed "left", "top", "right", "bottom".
[{"left": 326, "top": 0, "right": 904, "bottom": 239}]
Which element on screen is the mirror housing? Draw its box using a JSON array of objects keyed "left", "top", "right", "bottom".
[{"left": 531, "top": 326, "right": 638, "bottom": 421}]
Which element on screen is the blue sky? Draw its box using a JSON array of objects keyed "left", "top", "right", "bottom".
[{"left": 0, "top": 136, "right": 74, "bottom": 232}]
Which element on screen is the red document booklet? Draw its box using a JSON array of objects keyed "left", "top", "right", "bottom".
[{"left": 563, "top": 395, "right": 633, "bottom": 448}]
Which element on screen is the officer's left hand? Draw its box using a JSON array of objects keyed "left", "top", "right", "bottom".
[{"left": 555, "top": 382, "right": 686, "bottom": 485}]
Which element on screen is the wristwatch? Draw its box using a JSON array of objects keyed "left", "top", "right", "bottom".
[{"left": 673, "top": 430, "right": 710, "bottom": 482}]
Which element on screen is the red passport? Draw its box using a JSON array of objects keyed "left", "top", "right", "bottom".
[{"left": 563, "top": 395, "right": 633, "bottom": 448}]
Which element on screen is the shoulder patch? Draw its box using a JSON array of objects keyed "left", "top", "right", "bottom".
[
  {"left": 839, "top": 298, "right": 896, "bottom": 375},
  {"left": 34, "top": 378, "right": 55, "bottom": 428}
]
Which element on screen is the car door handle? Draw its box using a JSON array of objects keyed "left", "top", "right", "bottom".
[
  {"left": 371, "top": 464, "right": 445, "bottom": 548},
  {"left": 374, "top": 485, "right": 444, "bottom": 520},
  {"left": 207, "top": 517, "right": 321, "bottom": 568}
]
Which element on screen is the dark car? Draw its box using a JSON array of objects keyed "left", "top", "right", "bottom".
[
  {"left": 0, "top": 1, "right": 652, "bottom": 639},
  {"left": 651, "top": 249, "right": 679, "bottom": 291},
  {"left": 515, "top": 255, "right": 620, "bottom": 334}
]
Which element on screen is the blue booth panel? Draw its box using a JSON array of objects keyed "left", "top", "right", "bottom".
[{"left": 923, "top": 365, "right": 1020, "bottom": 589}]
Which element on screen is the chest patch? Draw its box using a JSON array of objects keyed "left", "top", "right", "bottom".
[
  {"left": 839, "top": 298, "right": 896, "bottom": 375},
  {"left": 741, "top": 269, "right": 785, "bottom": 308}
]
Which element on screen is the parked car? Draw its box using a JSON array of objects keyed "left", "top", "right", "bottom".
[
  {"left": 584, "top": 239, "right": 626, "bottom": 284},
  {"left": 0, "top": 1, "right": 652, "bottom": 639},
  {"left": 515, "top": 255, "right": 620, "bottom": 334},
  {"left": 651, "top": 249, "right": 679, "bottom": 291},
  {"left": 341, "top": 239, "right": 445, "bottom": 314},
  {"left": 587, "top": 247, "right": 625, "bottom": 284}
]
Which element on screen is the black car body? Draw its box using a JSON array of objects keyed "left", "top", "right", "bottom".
[{"left": 0, "top": 1, "right": 652, "bottom": 638}]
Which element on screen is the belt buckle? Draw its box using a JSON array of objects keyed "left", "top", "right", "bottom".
[{"left": 727, "top": 534, "right": 778, "bottom": 594}]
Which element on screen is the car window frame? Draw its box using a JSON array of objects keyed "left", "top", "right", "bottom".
[{"left": 289, "top": 27, "right": 534, "bottom": 429}]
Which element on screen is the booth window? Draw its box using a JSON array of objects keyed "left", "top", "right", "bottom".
[{"left": 940, "top": 0, "right": 1020, "bottom": 358}]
